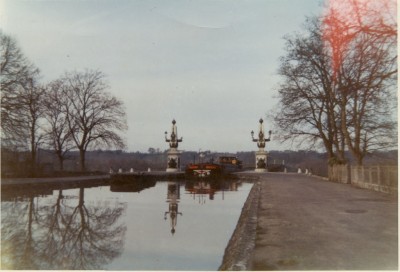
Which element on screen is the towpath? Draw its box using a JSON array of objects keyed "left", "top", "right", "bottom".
[
  {"left": 1, "top": 171, "right": 185, "bottom": 186},
  {"left": 1, "top": 175, "right": 110, "bottom": 186},
  {"left": 245, "top": 172, "right": 398, "bottom": 270}
]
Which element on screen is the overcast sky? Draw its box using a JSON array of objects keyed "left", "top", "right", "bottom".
[{"left": 1, "top": 0, "right": 325, "bottom": 153}]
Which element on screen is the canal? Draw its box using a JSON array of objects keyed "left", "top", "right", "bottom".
[{"left": 1, "top": 179, "right": 253, "bottom": 270}]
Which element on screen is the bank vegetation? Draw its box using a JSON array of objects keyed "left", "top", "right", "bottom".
[{"left": 1, "top": 31, "right": 127, "bottom": 176}]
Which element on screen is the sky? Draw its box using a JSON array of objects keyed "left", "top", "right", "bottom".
[{"left": 1, "top": 0, "right": 325, "bottom": 153}]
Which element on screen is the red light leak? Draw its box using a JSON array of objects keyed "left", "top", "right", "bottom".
[{"left": 321, "top": 0, "right": 396, "bottom": 83}]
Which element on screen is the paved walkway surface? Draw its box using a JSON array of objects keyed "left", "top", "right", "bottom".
[{"left": 249, "top": 172, "right": 398, "bottom": 271}]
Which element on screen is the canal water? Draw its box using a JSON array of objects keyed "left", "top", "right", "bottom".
[{"left": 1, "top": 179, "right": 252, "bottom": 270}]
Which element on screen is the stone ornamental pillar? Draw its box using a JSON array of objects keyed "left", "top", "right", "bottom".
[
  {"left": 251, "top": 118, "right": 272, "bottom": 172},
  {"left": 165, "top": 119, "right": 183, "bottom": 172}
]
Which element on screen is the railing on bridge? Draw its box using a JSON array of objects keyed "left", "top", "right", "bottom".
[{"left": 329, "top": 164, "right": 398, "bottom": 194}]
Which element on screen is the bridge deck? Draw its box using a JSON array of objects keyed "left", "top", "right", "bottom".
[{"left": 248, "top": 172, "right": 398, "bottom": 270}]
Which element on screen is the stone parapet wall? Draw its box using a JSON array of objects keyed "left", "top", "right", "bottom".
[{"left": 328, "top": 165, "right": 398, "bottom": 194}]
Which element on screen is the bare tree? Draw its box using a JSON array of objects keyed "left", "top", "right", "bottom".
[
  {"left": 0, "top": 31, "right": 40, "bottom": 150},
  {"left": 323, "top": 0, "right": 397, "bottom": 39},
  {"left": 273, "top": 1, "right": 397, "bottom": 166},
  {"left": 19, "top": 79, "right": 47, "bottom": 176},
  {"left": 61, "top": 70, "right": 127, "bottom": 171},
  {"left": 339, "top": 33, "right": 396, "bottom": 164},
  {"left": 322, "top": 0, "right": 397, "bottom": 165},
  {"left": 0, "top": 32, "right": 46, "bottom": 176},
  {"left": 43, "top": 80, "right": 75, "bottom": 171},
  {"left": 272, "top": 17, "right": 346, "bottom": 164}
]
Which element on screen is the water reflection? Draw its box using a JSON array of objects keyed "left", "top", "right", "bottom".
[
  {"left": 2, "top": 185, "right": 126, "bottom": 270},
  {"left": 2, "top": 179, "right": 250, "bottom": 270},
  {"left": 185, "top": 179, "right": 240, "bottom": 202},
  {"left": 110, "top": 179, "right": 156, "bottom": 192},
  {"left": 164, "top": 182, "right": 182, "bottom": 235}
]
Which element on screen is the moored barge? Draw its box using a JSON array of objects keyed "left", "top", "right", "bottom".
[
  {"left": 185, "top": 156, "right": 242, "bottom": 179},
  {"left": 185, "top": 163, "right": 223, "bottom": 178}
]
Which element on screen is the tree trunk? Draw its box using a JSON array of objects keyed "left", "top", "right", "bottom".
[
  {"left": 30, "top": 136, "right": 36, "bottom": 177},
  {"left": 79, "top": 149, "right": 86, "bottom": 172},
  {"left": 356, "top": 155, "right": 363, "bottom": 166},
  {"left": 59, "top": 157, "right": 64, "bottom": 171},
  {"left": 56, "top": 151, "right": 64, "bottom": 171}
]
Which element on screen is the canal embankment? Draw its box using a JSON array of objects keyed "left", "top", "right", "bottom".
[
  {"left": 218, "top": 175, "right": 261, "bottom": 270},
  {"left": 220, "top": 172, "right": 398, "bottom": 271},
  {"left": 1, "top": 175, "right": 110, "bottom": 186},
  {"left": 1, "top": 171, "right": 186, "bottom": 187}
]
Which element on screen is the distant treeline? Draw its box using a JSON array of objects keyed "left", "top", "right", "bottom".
[{"left": 2, "top": 148, "right": 397, "bottom": 178}]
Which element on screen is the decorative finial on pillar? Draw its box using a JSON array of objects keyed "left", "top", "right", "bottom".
[
  {"left": 165, "top": 119, "right": 183, "bottom": 172},
  {"left": 251, "top": 118, "right": 271, "bottom": 150},
  {"left": 251, "top": 118, "right": 272, "bottom": 172},
  {"left": 165, "top": 119, "right": 182, "bottom": 148}
]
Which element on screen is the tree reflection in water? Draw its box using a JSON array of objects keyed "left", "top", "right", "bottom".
[
  {"left": 2, "top": 179, "right": 248, "bottom": 270},
  {"left": 1, "top": 186, "right": 126, "bottom": 270},
  {"left": 2, "top": 195, "right": 40, "bottom": 269}
]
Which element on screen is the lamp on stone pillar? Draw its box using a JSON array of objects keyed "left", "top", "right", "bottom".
[
  {"left": 251, "top": 118, "right": 272, "bottom": 172},
  {"left": 165, "top": 119, "right": 183, "bottom": 172}
]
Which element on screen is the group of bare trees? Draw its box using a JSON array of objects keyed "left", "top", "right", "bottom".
[
  {"left": 1, "top": 31, "right": 127, "bottom": 175},
  {"left": 272, "top": 0, "right": 397, "bottom": 166}
]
